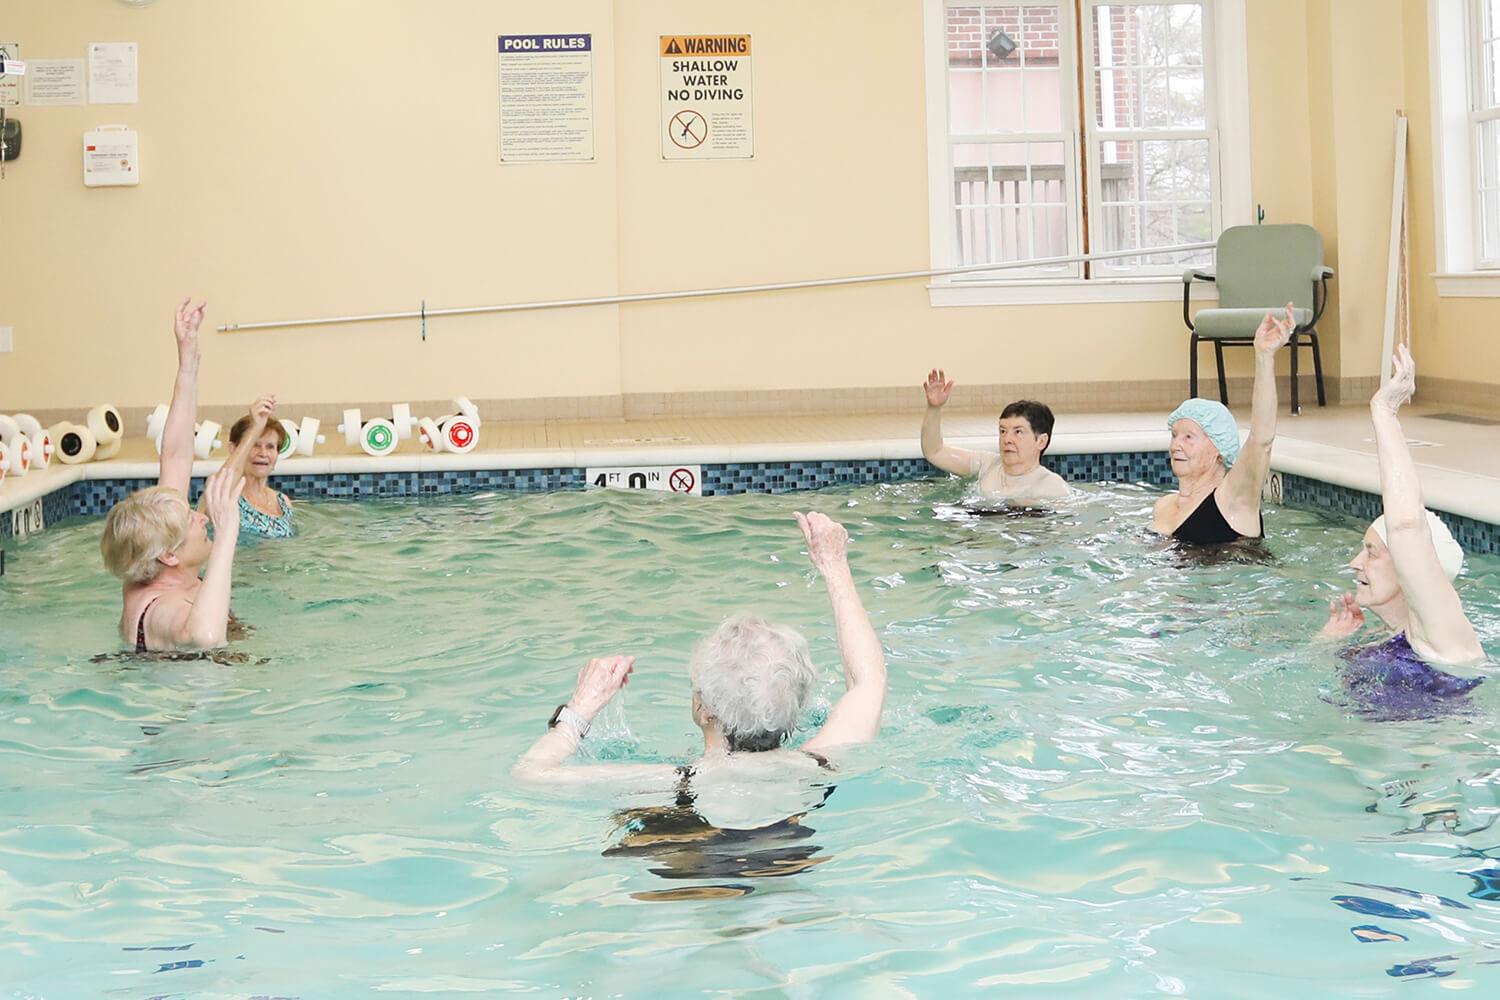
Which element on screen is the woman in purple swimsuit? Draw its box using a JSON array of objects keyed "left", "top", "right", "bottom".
[
  {"left": 1151, "top": 304, "right": 1296, "bottom": 544},
  {"left": 1319, "top": 345, "right": 1487, "bottom": 715}
]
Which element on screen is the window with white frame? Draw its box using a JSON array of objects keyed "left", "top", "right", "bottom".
[
  {"left": 1430, "top": 0, "right": 1500, "bottom": 289},
  {"left": 1469, "top": 0, "right": 1500, "bottom": 266},
  {"left": 926, "top": 0, "right": 1250, "bottom": 296}
]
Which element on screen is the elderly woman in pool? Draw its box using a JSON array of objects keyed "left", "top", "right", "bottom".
[
  {"left": 1318, "top": 345, "right": 1486, "bottom": 705},
  {"left": 208, "top": 395, "right": 295, "bottom": 538},
  {"left": 1151, "top": 303, "right": 1296, "bottom": 544},
  {"left": 100, "top": 300, "right": 246, "bottom": 652},
  {"left": 514, "top": 511, "right": 887, "bottom": 795}
]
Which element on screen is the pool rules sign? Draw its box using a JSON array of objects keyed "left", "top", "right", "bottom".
[{"left": 660, "top": 35, "right": 753, "bottom": 160}]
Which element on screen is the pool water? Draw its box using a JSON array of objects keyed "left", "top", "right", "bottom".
[{"left": 2, "top": 482, "right": 1500, "bottom": 998}]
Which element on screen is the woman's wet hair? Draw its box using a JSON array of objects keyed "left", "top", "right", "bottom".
[
  {"left": 100, "top": 486, "right": 192, "bottom": 582},
  {"left": 690, "top": 614, "right": 817, "bottom": 752},
  {"left": 229, "top": 414, "right": 289, "bottom": 450}
]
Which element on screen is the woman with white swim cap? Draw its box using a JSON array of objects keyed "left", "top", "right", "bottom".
[
  {"left": 1319, "top": 344, "right": 1486, "bottom": 715},
  {"left": 1152, "top": 304, "right": 1296, "bottom": 544}
]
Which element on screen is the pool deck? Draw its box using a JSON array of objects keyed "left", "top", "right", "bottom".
[{"left": 4, "top": 401, "right": 1499, "bottom": 527}]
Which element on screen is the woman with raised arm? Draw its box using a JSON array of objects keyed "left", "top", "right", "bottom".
[
  {"left": 208, "top": 394, "right": 295, "bottom": 539},
  {"left": 1318, "top": 344, "right": 1485, "bottom": 714},
  {"left": 100, "top": 299, "right": 246, "bottom": 652},
  {"left": 1152, "top": 303, "right": 1296, "bottom": 544},
  {"left": 513, "top": 511, "right": 888, "bottom": 796}
]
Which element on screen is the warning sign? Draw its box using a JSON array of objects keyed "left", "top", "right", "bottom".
[{"left": 659, "top": 34, "right": 753, "bottom": 160}]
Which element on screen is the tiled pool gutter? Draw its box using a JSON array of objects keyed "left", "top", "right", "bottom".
[{"left": 3, "top": 432, "right": 1498, "bottom": 555}]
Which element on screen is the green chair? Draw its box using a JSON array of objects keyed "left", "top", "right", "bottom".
[{"left": 1183, "top": 223, "right": 1333, "bottom": 413}]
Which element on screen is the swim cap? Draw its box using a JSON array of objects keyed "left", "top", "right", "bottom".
[
  {"left": 1370, "top": 511, "right": 1465, "bottom": 581},
  {"left": 1167, "top": 398, "right": 1241, "bottom": 468}
]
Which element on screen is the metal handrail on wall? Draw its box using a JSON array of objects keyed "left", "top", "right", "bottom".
[{"left": 215, "top": 241, "right": 1217, "bottom": 334}]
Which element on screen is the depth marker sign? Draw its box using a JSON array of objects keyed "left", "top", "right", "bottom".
[{"left": 659, "top": 35, "right": 753, "bottom": 160}]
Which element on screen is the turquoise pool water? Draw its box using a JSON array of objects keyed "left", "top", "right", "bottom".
[{"left": 2, "top": 482, "right": 1499, "bottom": 998}]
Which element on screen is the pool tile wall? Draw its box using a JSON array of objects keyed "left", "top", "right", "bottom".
[
  {"left": 4, "top": 456, "right": 1495, "bottom": 557},
  {"left": 1280, "top": 472, "right": 1498, "bottom": 557}
]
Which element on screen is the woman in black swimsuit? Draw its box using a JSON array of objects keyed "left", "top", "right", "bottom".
[{"left": 1151, "top": 303, "right": 1296, "bottom": 545}]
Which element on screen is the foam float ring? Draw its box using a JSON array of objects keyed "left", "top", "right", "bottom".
[
  {"left": 145, "top": 403, "right": 170, "bottom": 443},
  {"left": 453, "top": 396, "right": 479, "bottom": 421},
  {"left": 93, "top": 436, "right": 122, "bottom": 461},
  {"left": 12, "top": 413, "right": 43, "bottom": 438},
  {"left": 296, "top": 417, "right": 324, "bottom": 457},
  {"left": 0, "top": 414, "right": 19, "bottom": 443},
  {"left": 340, "top": 409, "right": 363, "bottom": 447},
  {"left": 359, "top": 417, "right": 398, "bottom": 457},
  {"left": 194, "top": 420, "right": 222, "bottom": 460},
  {"left": 29, "top": 429, "right": 53, "bottom": 469},
  {"left": 0, "top": 438, "right": 9, "bottom": 481},
  {"left": 87, "top": 404, "right": 124, "bottom": 445},
  {"left": 278, "top": 418, "right": 300, "bottom": 458},
  {"left": 54, "top": 422, "right": 97, "bottom": 464},
  {"left": 417, "top": 416, "right": 442, "bottom": 451},
  {"left": 441, "top": 415, "right": 478, "bottom": 454}
]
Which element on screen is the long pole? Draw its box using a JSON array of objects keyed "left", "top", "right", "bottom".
[
  {"left": 1380, "top": 111, "right": 1409, "bottom": 383},
  {"left": 216, "top": 241, "right": 1217, "bottom": 333}
]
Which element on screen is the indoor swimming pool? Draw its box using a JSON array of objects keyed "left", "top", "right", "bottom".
[{"left": 2, "top": 481, "right": 1499, "bottom": 997}]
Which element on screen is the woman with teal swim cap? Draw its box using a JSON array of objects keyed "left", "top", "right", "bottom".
[{"left": 1152, "top": 303, "right": 1295, "bottom": 544}]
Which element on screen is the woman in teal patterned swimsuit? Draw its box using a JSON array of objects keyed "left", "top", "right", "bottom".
[{"left": 213, "top": 395, "right": 294, "bottom": 539}]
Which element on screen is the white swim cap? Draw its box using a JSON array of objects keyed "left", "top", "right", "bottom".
[{"left": 1370, "top": 510, "right": 1464, "bottom": 581}]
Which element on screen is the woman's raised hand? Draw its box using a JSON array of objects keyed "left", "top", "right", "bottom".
[
  {"left": 1254, "top": 301, "right": 1296, "bottom": 355},
  {"left": 174, "top": 298, "right": 207, "bottom": 361},
  {"left": 1371, "top": 343, "right": 1417, "bottom": 416},
  {"left": 923, "top": 369, "right": 953, "bottom": 408},
  {"left": 249, "top": 394, "right": 277, "bottom": 426}
]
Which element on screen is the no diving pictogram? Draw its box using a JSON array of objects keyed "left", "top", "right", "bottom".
[
  {"left": 669, "top": 467, "right": 696, "bottom": 493},
  {"left": 670, "top": 110, "right": 706, "bottom": 148}
]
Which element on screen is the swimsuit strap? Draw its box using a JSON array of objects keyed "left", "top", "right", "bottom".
[
  {"left": 673, "top": 765, "right": 697, "bottom": 807},
  {"left": 135, "top": 596, "right": 161, "bottom": 653}
]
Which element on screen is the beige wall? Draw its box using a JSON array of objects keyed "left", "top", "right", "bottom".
[
  {"left": 0, "top": 1, "right": 1494, "bottom": 417},
  {"left": 1402, "top": 0, "right": 1500, "bottom": 388}
]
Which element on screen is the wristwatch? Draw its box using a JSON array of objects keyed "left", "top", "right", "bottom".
[{"left": 548, "top": 703, "right": 590, "bottom": 737}]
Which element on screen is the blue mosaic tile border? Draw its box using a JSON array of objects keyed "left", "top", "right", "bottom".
[
  {"left": 701, "top": 459, "right": 933, "bottom": 495},
  {"left": 0, "top": 486, "right": 75, "bottom": 541},
  {"left": 1049, "top": 451, "right": 1176, "bottom": 486},
  {"left": 1281, "top": 472, "right": 1499, "bottom": 557},
  {"left": 8, "top": 456, "right": 1496, "bottom": 557},
  {"left": 65, "top": 470, "right": 583, "bottom": 518}
]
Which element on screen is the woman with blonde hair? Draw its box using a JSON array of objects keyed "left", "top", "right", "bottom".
[{"left": 100, "top": 299, "right": 246, "bottom": 652}]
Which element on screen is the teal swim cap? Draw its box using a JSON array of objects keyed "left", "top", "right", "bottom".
[{"left": 1167, "top": 398, "right": 1241, "bottom": 468}]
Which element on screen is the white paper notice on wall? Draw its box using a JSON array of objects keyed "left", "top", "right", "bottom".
[
  {"left": 83, "top": 125, "right": 139, "bottom": 186},
  {"left": 88, "top": 42, "right": 138, "bottom": 104}
]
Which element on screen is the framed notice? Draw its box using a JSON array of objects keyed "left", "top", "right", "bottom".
[
  {"left": 498, "top": 33, "right": 594, "bottom": 163},
  {"left": 659, "top": 34, "right": 753, "bottom": 160}
]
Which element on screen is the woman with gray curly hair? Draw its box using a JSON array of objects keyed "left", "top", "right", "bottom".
[{"left": 513, "top": 511, "right": 888, "bottom": 792}]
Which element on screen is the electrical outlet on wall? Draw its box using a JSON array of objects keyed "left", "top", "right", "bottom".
[{"left": 0, "top": 326, "right": 12, "bottom": 352}]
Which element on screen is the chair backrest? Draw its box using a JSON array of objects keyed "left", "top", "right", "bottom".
[{"left": 1213, "top": 223, "right": 1325, "bottom": 310}]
